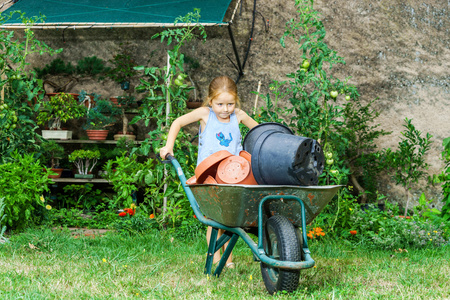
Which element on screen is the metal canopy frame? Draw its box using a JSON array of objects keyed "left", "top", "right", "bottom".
[{"left": 1, "top": 0, "right": 258, "bottom": 82}]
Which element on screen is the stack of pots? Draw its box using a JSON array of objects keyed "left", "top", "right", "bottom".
[
  {"left": 187, "top": 150, "right": 258, "bottom": 185},
  {"left": 243, "top": 123, "right": 325, "bottom": 186}
]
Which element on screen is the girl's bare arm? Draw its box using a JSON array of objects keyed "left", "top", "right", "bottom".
[
  {"left": 160, "top": 107, "right": 209, "bottom": 159},
  {"left": 236, "top": 108, "right": 258, "bottom": 129}
]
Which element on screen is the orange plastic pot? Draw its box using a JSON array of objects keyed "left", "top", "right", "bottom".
[
  {"left": 195, "top": 150, "right": 233, "bottom": 183},
  {"left": 203, "top": 175, "right": 218, "bottom": 184},
  {"left": 186, "top": 175, "right": 197, "bottom": 185},
  {"left": 238, "top": 150, "right": 258, "bottom": 185},
  {"left": 215, "top": 155, "right": 250, "bottom": 184}
]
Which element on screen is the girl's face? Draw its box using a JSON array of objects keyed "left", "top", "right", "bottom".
[{"left": 209, "top": 92, "right": 236, "bottom": 122}]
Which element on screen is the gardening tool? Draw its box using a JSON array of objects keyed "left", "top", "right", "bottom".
[{"left": 161, "top": 154, "right": 340, "bottom": 294}]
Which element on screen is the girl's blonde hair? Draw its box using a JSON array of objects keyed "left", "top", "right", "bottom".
[{"left": 202, "top": 76, "right": 240, "bottom": 108}]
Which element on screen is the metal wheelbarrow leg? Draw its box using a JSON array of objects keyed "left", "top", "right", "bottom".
[{"left": 204, "top": 228, "right": 239, "bottom": 277}]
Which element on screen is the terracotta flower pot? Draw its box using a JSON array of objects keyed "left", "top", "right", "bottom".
[
  {"left": 203, "top": 175, "right": 218, "bottom": 184},
  {"left": 215, "top": 155, "right": 250, "bottom": 184},
  {"left": 110, "top": 97, "right": 121, "bottom": 107},
  {"left": 48, "top": 168, "right": 63, "bottom": 178},
  {"left": 186, "top": 175, "right": 197, "bottom": 185},
  {"left": 195, "top": 150, "right": 233, "bottom": 183},
  {"left": 86, "top": 130, "right": 109, "bottom": 140},
  {"left": 238, "top": 150, "right": 258, "bottom": 185}
]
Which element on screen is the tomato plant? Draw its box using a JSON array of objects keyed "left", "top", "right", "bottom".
[{"left": 0, "top": 12, "right": 61, "bottom": 159}]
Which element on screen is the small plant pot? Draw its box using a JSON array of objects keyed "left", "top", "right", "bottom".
[
  {"left": 110, "top": 97, "right": 121, "bottom": 107},
  {"left": 74, "top": 174, "right": 94, "bottom": 179},
  {"left": 42, "top": 130, "right": 72, "bottom": 140},
  {"left": 114, "top": 133, "right": 136, "bottom": 141},
  {"left": 215, "top": 156, "right": 250, "bottom": 184},
  {"left": 186, "top": 101, "right": 202, "bottom": 109},
  {"left": 48, "top": 168, "right": 63, "bottom": 178},
  {"left": 86, "top": 129, "right": 109, "bottom": 140}
]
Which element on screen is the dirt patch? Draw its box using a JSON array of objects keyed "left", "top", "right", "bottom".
[{"left": 52, "top": 227, "right": 113, "bottom": 238}]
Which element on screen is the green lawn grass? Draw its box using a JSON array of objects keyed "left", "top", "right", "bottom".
[{"left": 0, "top": 228, "right": 449, "bottom": 299}]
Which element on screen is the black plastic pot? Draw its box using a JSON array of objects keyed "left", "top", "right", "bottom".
[
  {"left": 243, "top": 122, "right": 293, "bottom": 155},
  {"left": 243, "top": 123, "right": 324, "bottom": 186}
]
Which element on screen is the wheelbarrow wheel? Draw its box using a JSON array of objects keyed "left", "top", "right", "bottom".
[{"left": 260, "top": 215, "right": 300, "bottom": 294}]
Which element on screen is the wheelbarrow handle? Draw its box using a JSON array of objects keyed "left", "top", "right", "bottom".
[{"left": 156, "top": 153, "right": 175, "bottom": 164}]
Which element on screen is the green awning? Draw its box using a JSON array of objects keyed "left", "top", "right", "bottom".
[{"left": 1, "top": 0, "right": 235, "bottom": 28}]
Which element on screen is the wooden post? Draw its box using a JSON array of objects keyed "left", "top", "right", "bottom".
[
  {"left": 1, "top": 71, "right": 6, "bottom": 103},
  {"left": 253, "top": 80, "right": 261, "bottom": 114},
  {"left": 162, "top": 52, "right": 172, "bottom": 217}
]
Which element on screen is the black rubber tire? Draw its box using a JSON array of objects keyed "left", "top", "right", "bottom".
[{"left": 260, "top": 215, "right": 301, "bottom": 294}]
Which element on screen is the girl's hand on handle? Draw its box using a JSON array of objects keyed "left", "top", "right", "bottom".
[{"left": 159, "top": 146, "right": 173, "bottom": 160}]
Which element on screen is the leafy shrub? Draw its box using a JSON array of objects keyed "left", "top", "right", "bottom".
[
  {"left": 348, "top": 202, "right": 448, "bottom": 249},
  {"left": 103, "top": 154, "right": 156, "bottom": 207},
  {"left": 46, "top": 208, "right": 117, "bottom": 229},
  {"left": 0, "top": 151, "right": 53, "bottom": 230},
  {"left": 430, "top": 137, "right": 450, "bottom": 220},
  {"left": 1, "top": 13, "right": 61, "bottom": 160}
]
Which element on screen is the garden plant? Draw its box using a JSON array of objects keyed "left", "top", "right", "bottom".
[
  {"left": 68, "top": 149, "right": 101, "bottom": 176},
  {"left": 0, "top": 13, "right": 61, "bottom": 159}
]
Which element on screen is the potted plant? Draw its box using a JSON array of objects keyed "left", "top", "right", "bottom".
[
  {"left": 84, "top": 98, "right": 120, "bottom": 140},
  {"left": 68, "top": 149, "right": 101, "bottom": 179},
  {"left": 41, "top": 140, "right": 65, "bottom": 178},
  {"left": 107, "top": 43, "right": 138, "bottom": 91},
  {"left": 113, "top": 95, "right": 137, "bottom": 141},
  {"left": 37, "top": 92, "right": 86, "bottom": 139}
]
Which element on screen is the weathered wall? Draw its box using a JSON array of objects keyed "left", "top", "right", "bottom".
[{"left": 2, "top": 0, "right": 449, "bottom": 207}]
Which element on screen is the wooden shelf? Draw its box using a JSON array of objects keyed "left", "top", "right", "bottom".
[
  {"left": 52, "top": 139, "right": 142, "bottom": 144},
  {"left": 51, "top": 178, "right": 109, "bottom": 183}
]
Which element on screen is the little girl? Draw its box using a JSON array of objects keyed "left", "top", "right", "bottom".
[{"left": 160, "top": 75, "right": 258, "bottom": 268}]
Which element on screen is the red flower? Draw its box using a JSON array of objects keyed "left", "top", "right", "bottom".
[
  {"left": 118, "top": 212, "right": 127, "bottom": 217},
  {"left": 123, "top": 208, "right": 136, "bottom": 216},
  {"left": 350, "top": 230, "right": 357, "bottom": 235}
]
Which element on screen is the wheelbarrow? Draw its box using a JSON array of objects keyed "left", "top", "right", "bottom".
[{"left": 164, "top": 155, "right": 341, "bottom": 294}]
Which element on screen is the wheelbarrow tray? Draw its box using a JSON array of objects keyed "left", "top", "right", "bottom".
[{"left": 188, "top": 184, "right": 340, "bottom": 227}]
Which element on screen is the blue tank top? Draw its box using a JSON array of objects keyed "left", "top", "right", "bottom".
[{"left": 197, "top": 108, "right": 243, "bottom": 166}]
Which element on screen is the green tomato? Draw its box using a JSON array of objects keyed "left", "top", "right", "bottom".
[
  {"left": 330, "top": 169, "right": 339, "bottom": 175},
  {"left": 300, "top": 68, "right": 308, "bottom": 72},
  {"left": 174, "top": 79, "right": 184, "bottom": 86},
  {"left": 345, "top": 95, "right": 351, "bottom": 101},
  {"left": 330, "top": 91, "right": 338, "bottom": 98},
  {"left": 325, "top": 152, "right": 333, "bottom": 159},
  {"left": 326, "top": 158, "right": 334, "bottom": 165},
  {"left": 11, "top": 124, "right": 16, "bottom": 129},
  {"left": 2, "top": 104, "right": 8, "bottom": 109},
  {"left": 13, "top": 116, "right": 18, "bottom": 122},
  {"left": 301, "top": 59, "right": 310, "bottom": 69},
  {"left": 0, "top": 113, "right": 5, "bottom": 118},
  {"left": 4, "top": 124, "right": 9, "bottom": 129},
  {"left": 161, "top": 133, "right": 168, "bottom": 140},
  {"left": 176, "top": 73, "right": 187, "bottom": 82}
]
